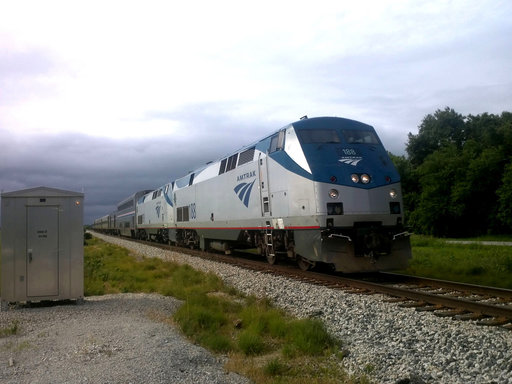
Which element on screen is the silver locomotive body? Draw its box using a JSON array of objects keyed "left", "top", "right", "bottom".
[
  {"left": 165, "top": 117, "right": 410, "bottom": 272},
  {"left": 96, "top": 116, "right": 411, "bottom": 273}
]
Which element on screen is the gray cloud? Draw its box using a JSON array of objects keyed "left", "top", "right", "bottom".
[{"left": 0, "top": 111, "right": 270, "bottom": 224}]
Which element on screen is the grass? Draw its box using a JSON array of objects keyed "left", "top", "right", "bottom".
[
  {"left": 399, "top": 235, "right": 512, "bottom": 289},
  {"left": 85, "top": 237, "right": 225, "bottom": 296},
  {"left": 0, "top": 320, "right": 19, "bottom": 337},
  {"left": 83, "top": 236, "right": 369, "bottom": 384},
  {"left": 451, "top": 234, "right": 512, "bottom": 242}
]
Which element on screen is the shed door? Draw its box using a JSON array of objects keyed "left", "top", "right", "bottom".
[{"left": 27, "top": 206, "right": 59, "bottom": 297}]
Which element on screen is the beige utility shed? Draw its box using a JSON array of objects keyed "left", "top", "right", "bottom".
[{"left": 1, "top": 187, "right": 84, "bottom": 309}]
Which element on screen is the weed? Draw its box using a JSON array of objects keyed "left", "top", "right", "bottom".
[
  {"left": 1, "top": 339, "right": 31, "bottom": 353},
  {"left": 240, "top": 299, "right": 287, "bottom": 337},
  {"left": 15, "top": 340, "right": 31, "bottom": 352},
  {"left": 238, "top": 329, "right": 265, "bottom": 356},
  {"left": 0, "top": 320, "right": 20, "bottom": 337},
  {"left": 178, "top": 304, "right": 227, "bottom": 334},
  {"left": 203, "top": 333, "right": 232, "bottom": 353},
  {"left": 264, "top": 358, "right": 287, "bottom": 376},
  {"left": 363, "top": 363, "right": 376, "bottom": 375},
  {"left": 284, "top": 318, "right": 337, "bottom": 357}
]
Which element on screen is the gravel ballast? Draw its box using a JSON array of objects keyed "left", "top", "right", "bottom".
[
  {"left": 3, "top": 233, "right": 512, "bottom": 383},
  {"left": 91, "top": 234, "right": 512, "bottom": 384},
  {"left": 0, "top": 292, "right": 250, "bottom": 384}
]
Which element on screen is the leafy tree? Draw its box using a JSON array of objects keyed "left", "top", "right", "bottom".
[
  {"left": 408, "top": 145, "right": 464, "bottom": 236},
  {"left": 453, "top": 145, "right": 504, "bottom": 235},
  {"left": 388, "top": 152, "right": 419, "bottom": 225},
  {"left": 401, "top": 108, "right": 512, "bottom": 237},
  {"left": 406, "top": 107, "right": 465, "bottom": 167},
  {"left": 497, "top": 162, "right": 512, "bottom": 231}
]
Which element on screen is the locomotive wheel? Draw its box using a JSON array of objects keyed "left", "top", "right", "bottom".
[{"left": 297, "top": 256, "right": 316, "bottom": 271}]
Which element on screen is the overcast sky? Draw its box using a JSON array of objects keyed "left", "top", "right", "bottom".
[{"left": 1, "top": 0, "right": 511, "bottom": 224}]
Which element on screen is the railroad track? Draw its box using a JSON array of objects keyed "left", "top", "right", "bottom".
[
  {"left": 99, "top": 233, "right": 512, "bottom": 329},
  {"left": 326, "top": 272, "right": 512, "bottom": 328}
]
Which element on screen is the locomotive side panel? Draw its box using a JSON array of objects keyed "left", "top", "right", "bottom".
[
  {"left": 265, "top": 156, "right": 319, "bottom": 228},
  {"left": 174, "top": 153, "right": 264, "bottom": 242}
]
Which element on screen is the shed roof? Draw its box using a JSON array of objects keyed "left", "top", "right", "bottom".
[{"left": 1, "top": 186, "right": 84, "bottom": 198}]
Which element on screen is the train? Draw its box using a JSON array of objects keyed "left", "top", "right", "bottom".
[{"left": 92, "top": 116, "right": 411, "bottom": 273}]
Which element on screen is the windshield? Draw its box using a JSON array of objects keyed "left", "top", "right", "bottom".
[
  {"left": 342, "top": 129, "right": 380, "bottom": 144},
  {"left": 297, "top": 129, "right": 341, "bottom": 144}
]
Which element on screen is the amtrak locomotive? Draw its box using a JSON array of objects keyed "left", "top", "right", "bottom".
[{"left": 93, "top": 116, "right": 411, "bottom": 272}]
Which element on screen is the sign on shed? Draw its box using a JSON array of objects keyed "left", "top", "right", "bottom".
[{"left": 1, "top": 187, "right": 84, "bottom": 309}]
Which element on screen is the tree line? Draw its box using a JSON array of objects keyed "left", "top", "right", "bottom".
[{"left": 390, "top": 107, "right": 512, "bottom": 237}]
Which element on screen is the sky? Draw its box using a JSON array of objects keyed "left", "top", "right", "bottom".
[{"left": 1, "top": 0, "right": 511, "bottom": 224}]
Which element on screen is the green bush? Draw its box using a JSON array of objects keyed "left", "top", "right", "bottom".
[
  {"left": 284, "top": 318, "right": 337, "bottom": 357},
  {"left": 178, "top": 305, "right": 227, "bottom": 334},
  {"left": 238, "top": 329, "right": 265, "bottom": 356},
  {"left": 203, "top": 333, "right": 232, "bottom": 353},
  {"left": 240, "top": 299, "right": 287, "bottom": 338}
]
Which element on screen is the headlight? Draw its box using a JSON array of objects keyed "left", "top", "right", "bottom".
[
  {"left": 361, "top": 174, "right": 371, "bottom": 184},
  {"left": 328, "top": 189, "right": 339, "bottom": 199},
  {"left": 351, "top": 174, "right": 359, "bottom": 183},
  {"left": 389, "top": 189, "right": 397, "bottom": 199}
]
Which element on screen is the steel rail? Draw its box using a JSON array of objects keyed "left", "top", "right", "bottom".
[
  {"left": 378, "top": 272, "right": 512, "bottom": 299},
  {"left": 323, "top": 275, "right": 512, "bottom": 320}
]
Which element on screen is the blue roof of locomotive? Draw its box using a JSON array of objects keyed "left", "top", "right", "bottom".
[
  {"left": 267, "top": 117, "right": 400, "bottom": 189},
  {"left": 171, "top": 116, "right": 400, "bottom": 190}
]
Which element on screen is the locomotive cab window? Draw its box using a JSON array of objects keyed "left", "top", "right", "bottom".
[
  {"left": 297, "top": 129, "right": 341, "bottom": 144},
  {"left": 219, "top": 154, "right": 239, "bottom": 174},
  {"left": 269, "top": 130, "right": 285, "bottom": 153},
  {"left": 342, "top": 129, "right": 380, "bottom": 145},
  {"left": 226, "top": 154, "right": 238, "bottom": 172},
  {"left": 219, "top": 158, "right": 227, "bottom": 175},
  {"left": 238, "top": 147, "right": 255, "bottom": 166}
]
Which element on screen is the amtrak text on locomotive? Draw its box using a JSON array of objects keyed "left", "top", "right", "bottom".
[{"left": 237, "top": 170, "right": 256, "bottom": 182}]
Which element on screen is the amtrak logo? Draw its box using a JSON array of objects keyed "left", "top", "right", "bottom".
[
  {"left": 234, "top": 179, "right": 256, "bottom": 207},
  {"left": 339, "top": 156, "right": 363, "bottom": 166},
  {"left": 237, "top": 170, "right": 256, "bottom": 182}
]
